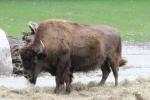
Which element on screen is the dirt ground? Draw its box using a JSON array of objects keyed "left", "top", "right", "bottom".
[{"left": 0, "top": 77, "right": 150, "bottom": 100}]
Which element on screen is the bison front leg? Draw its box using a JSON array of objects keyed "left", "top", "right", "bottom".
[
  {"left": 54, "top": 54, "right": 72, "bottom": 93},
  {"left": 65, "top": 73, "right": 73, "bottom": 93},
  {"left": 54, "top": 74, "right": 63, "bottom": 93},
  {"left": 54, "top": 61, "right": 72, "bottom": 93},
  {"left": 54, "top": 64, "right": 65, "bottom": 93},
  {"left": 54, "top": 41, "right": 72, "bottom": 93},
  {"left": 63, "top": 61, "right": 73, "bottom": 93}
]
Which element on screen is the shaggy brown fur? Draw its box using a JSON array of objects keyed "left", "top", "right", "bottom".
[{"left": 20, "top": 19, "right": 127, "bottom": 93}]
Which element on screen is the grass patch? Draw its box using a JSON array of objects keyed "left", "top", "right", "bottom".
[{"left": 0, "top": 0, "right": 150, "bottom": 41}]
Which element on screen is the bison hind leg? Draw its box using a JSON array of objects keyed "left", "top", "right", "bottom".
[
  {"left": 99, "top": 58, "right": 111, "bottom": 85},
  {"left": 109, "top": 56, "right": 119, "bottom": 86}
]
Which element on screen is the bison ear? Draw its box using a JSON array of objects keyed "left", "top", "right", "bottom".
[{"left": 28, "top": 21, "right": 38, "bottom": 34}]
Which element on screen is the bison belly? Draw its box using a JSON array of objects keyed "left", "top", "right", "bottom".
[{"left": 70, "top": 46, "right": 104, "bottom": 72}]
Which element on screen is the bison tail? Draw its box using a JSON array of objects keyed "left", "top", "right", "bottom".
[{"left": 119, "top": 58, "right": 127, "bottom": 67}]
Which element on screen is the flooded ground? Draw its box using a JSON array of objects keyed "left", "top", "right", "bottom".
[{"left": 0, "top": 42, "right": 150, "bottom": 100}]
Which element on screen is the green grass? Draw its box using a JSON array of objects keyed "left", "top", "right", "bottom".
[{"left": 0, "top": 0, "right": 150, "bottom": 41}]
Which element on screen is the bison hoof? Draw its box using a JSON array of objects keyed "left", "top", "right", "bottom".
[{"left": 29, "top": 79, "right": 36, "bottom": 85}]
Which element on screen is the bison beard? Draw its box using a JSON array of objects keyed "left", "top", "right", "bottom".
[{"left": 20, "top": 19, "right": 127, "bottom": 94}]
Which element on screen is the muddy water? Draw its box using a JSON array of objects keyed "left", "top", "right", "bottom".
[{"left": 0, "top": 42, "right": 150, "bottom": 89}]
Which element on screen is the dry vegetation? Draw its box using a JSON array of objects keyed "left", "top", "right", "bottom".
[{"left": 0, "top": 77, "right": 150, "bottom": 100}]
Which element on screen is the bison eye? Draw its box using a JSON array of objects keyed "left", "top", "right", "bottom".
[{"left": 37, "top": 53, "right": 46, "bottom": 59}]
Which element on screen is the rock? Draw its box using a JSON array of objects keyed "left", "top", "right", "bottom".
[
  {"left": 0, "top": 29, "right": 13, "bottom": 75},
  {"left": 7, "top": 36, "right": 25, "bottom": 75}
]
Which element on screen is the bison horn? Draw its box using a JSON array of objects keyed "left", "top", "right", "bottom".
[
  {"left": 40, "top": 40, "right": 45, "bottom": 49},
  {"left": 28, "top": 21, "right": 38, "bottom": 34}
]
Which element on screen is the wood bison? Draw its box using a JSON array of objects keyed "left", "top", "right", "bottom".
[{"left": 20, "top": 19, "right": 127, "bottom": 93}]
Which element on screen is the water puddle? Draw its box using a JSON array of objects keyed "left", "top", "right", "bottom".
[{"left": 0, "top": 42, "right": 150, "bottom": 88}]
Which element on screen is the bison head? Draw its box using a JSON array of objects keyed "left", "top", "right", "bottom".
[{"left": 20, "top": 46, "right": 46, "bottom": 84}]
